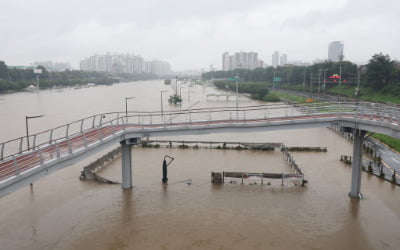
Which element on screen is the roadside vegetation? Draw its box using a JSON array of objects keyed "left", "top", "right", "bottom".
[
  {"left": 0, "top": 61, "right": 156, "bottom": 93},
  {"left": 206, "top": 53, "right": 400, "bottom": 152},
  {"left": 372, "top": 134, "right": 400, "bottom": 153},
  {"left": 213, "top": 81, "right": 280, "bottom": 102}
]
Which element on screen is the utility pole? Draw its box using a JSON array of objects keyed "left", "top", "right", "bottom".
[
  {"left": 273, "top": 71, "right": 276, "bottom": 91},
  {"left": 339, "top": 65, "right": 342, "bottom": 87},
  {"left": 356, "top": 67, "right": 361, "bottom": 103},
  {"left": 323, "top": 69, "right": 327, "bottom": 95},
  {"left": 235, "top": 75, "right": 239, "bottom": 118},
  {"left": 34, "top": 68, "right": 42, "bottom": 91},
  {"left": 175, "top": 76, "right": 178, "bottom": 96},
  {"left": 318, "top": 69, "right": 322, "bottom": 95}
]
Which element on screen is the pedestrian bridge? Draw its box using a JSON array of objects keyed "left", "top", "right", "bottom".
[{"left": 1, "top": 102, "right": 400, "bottom": 198}]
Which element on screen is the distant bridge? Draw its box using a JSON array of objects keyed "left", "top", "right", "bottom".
[
  {"left": 206, "top": 93, "right": 251, "bottom": 100},
  {"left": 158, "top": 75, "right": 202, "bottom": 80},
  {"left": 1, "top": 102, "right": 400, "bottom": 198}
]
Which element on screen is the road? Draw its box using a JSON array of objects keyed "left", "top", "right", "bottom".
[{"left": 365, "top": 137, "right": 400, "bottom": 174}]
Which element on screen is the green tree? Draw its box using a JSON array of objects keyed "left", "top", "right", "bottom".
[
  {"left": 366, "top": 53, "right": 395, "bottom": 90},
  {"left": 0, "top": 61, "right": 8, "bottom": 79}
]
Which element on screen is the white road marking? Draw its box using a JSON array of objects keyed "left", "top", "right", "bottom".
[
  {"left": 391, "top": 157, "right": 400, "bottom": 164},
  {"left": 379, "top": 149, "right": 385, "bottom": 154}
]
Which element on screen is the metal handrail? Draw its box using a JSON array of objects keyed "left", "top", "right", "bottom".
[{"left": 1, "top": 102, "right": 399, "bottom": 163}]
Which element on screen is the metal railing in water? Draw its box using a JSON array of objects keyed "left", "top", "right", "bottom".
[{"left": 1, "top": 102, "right": 400, "bottom": 182}]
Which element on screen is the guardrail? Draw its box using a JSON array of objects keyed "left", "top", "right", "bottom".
[
  {"left": 1, "top": 102, "right": 400, "bottom": 182},
  {"left": 1, "top": 102, "right": 400, "bottom": 161}
]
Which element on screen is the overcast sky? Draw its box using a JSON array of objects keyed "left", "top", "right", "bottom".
[{"left": 0, "top": 0, "right": 399, "bottom": 71}]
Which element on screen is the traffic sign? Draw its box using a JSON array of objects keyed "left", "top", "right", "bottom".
[{"left": 228, "top": 77, "right": 240, "bottom": 81}]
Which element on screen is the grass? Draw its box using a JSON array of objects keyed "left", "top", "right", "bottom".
[
  {"left": 262, "top": 93, "right": 281, "bottom": 102},
  {"left": 372, "top": 134, "right": 400, "bottom": 153},
  {"left": 270, "top": 91, "right": 306, "bottom": 103},
  {"left": 327, "top": 85, "right": 400, "bottom": 104}
]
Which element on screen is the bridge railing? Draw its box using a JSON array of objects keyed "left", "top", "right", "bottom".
[
  {"left": 1, "top": 102, "right": 400, "bottom": 163},
  {"left": 0, "top": 112, "right": 127, "bottom": 161}
]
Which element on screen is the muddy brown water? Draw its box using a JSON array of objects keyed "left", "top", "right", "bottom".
[{"left": 0, "top": 81, "right": 399, "bottom": 249}]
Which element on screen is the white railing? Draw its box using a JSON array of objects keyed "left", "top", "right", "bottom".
[{"left": 1, "top": 102, "right": 400, "bottom": 182}]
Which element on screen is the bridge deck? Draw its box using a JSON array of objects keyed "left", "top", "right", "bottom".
[{"left": 1, "top": 102, "right": 400, "bottom": 196}]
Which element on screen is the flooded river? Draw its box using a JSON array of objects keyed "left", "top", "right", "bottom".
[{"left": 1, "top": 81, "right": 400, "bottom": 249}]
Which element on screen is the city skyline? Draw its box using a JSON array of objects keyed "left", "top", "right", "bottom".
[
  {"left": 80, "top": 53, "right": 171, "bottom": 75},
  {"left": 222, "top": 51, "right": 259, "bottom": 71},
  {"left": 0, "top": 0, "right": 399, "bottom": 71}
]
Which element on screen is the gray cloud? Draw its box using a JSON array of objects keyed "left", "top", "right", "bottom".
[{"left": 0, "top": 0, "right": 399, "bottom": 71}]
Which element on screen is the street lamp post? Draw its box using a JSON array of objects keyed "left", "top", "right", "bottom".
[
  {"left": 125, "top": 97, "right": 135, "bottom": 123},
  {"left": 26, "top": 115, "right": 45, "bottom": 150},
  {"left": 33, "top": 68, "right": 42, "bottom": 91},
  {"left": 355, "top": 67, "right": 361, "bottom": 104},
  {"left": 273, "top": 71, "right": 276, "bottom": 91},
  {"left": 161, "top": 90, "right": 167, "bottom": 118},
  {"left": 235, "top": 75, "right": 239, "bottom": 117},
  {"left": 322, "top": 69, "right": 328, "bottom": 95}
]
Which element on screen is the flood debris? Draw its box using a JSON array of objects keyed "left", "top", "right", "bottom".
[
  {"left": 340, "top": 155, "right": 352, "bottom": 164},
  {"left": 212, "top": 171, "right": 306, "bottom": 186},
  {"left": 211, "top": 146, "right": 309, "bottom": 187}
]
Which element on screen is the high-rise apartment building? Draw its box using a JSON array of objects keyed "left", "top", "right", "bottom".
[
  {"left": 229, "top": 55, "right": 235, "bottom": 70},
  {"left": 328, "top": 41, "right": 344, "bottom": 62},
  {"left": 222, "top": 51, "right": 258, "bottom": 71},
  {"left": 272, "top": 51, "right": 279, "bottom": 68},
  {"left": 280, "top": 54, "right": 287, "bottom": 66},
  {"left": 222, "top": 52, "right": 230, "bottom": 71},
  {"left": 257, "top": 59, "right": 264, "bottom": 68}
]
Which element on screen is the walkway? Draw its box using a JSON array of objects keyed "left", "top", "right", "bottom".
[{"left": 1, "top": 102, "right": 400, "bottom": 197}]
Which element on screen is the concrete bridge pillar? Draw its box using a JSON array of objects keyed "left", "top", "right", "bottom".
[
  {"left": 121, "top": 141, "right": 132, "bottom": 189},
  {"left": 349, "top": 129, "right": 367, "bottom": 199},
  {"left": 120, "top": 138, "right": 141, "bottom": 189}
]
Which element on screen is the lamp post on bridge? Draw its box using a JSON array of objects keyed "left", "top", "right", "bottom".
[
  {"left": 26, "top": 115, "right": 45, "bottom": 150},
  {"left": 125, "top": 97, "right": 136, "bottom": 122},
  {"left": 355, "top": 66, "right": 361, "bottom": 104},
  {"left": 161, "top": 90, "right": 167, "bottom": 118},
  {"left": 235, "top": 75, "right": 240, "bottom": 117}
]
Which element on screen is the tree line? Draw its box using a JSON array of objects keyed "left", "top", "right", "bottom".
[
  {"left": 203, "top": 53, "right": 400, "bottom": 95},
  {"left": 0, "top": 61, "right": 156, "bottom": 93}
]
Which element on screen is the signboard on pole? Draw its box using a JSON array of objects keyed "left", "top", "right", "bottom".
[
  {"left": 273, "top": 77, "right": 281, "bottom": 82},
  {"left": 228, "top": 77, "right": 240, "bottom": 81},
  {"left": 34, "top": 69, "right": 42, "bottom": 74}
]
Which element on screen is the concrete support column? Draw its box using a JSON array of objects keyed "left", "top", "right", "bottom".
[
  {"left": 120, "top": 141, "right": 133, "bottom": 189},
  {"left": 349, "top": 129, "right": 366, "bottom": 199}
]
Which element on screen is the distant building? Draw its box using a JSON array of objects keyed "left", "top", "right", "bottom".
[
  {"left": 328, "top": 41, "right": 344, "bottom": 62},
  {"left": 80, "top": 53, "right": 171, "bottom": 75},
  {"left": 222, "top": 51, "right": 258, "bottom": 71},
  {"left": 222, "top": 52, "right": 230, "bottom": 71},
  {"left": 288, "top": 61, "right": 310, "bottom": 67},
  {"left": 257, "top": 59, "right": 264, "bottom": 68},
  {"left": 272, "top": 51, "right": 279, "bottom": 68},
  {"left": 280, "top": 54, "right": 288, "bottom": 66},
  {"left": 229, "top": 55, "right": 235, "bottom": 70}
]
